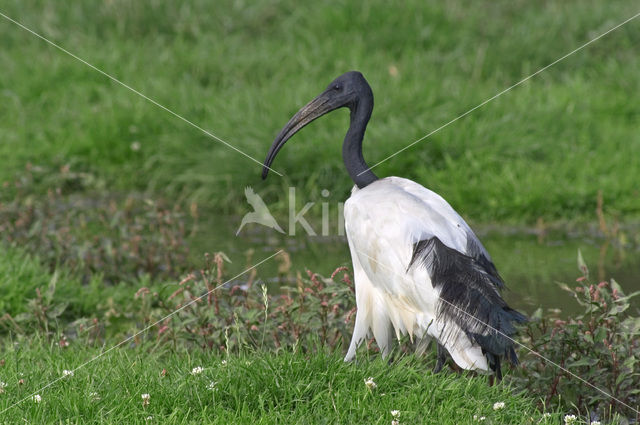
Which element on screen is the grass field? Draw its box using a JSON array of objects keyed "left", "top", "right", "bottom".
[
  {"left": 1, "top": 0, "right": 639, "bottom": 222},
  {"left": 0, "top": 338, "right": 561, "bottom": 424},
  {"left": 2, "top": 1, "right": 640, "bottom": 423}
]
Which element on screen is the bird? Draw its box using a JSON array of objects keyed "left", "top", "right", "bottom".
[
  {"left": 261, "top": 71, "right": 526, "bottom": 379},
  {"left": 236, "top": 187, "right": 285, "bottom": 235}
]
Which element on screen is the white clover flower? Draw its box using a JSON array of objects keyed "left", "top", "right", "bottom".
[
  {"left": 207, "top": 381, "right": 217, "bottom": 390},
  {"left": 392, "top": 421, "right": 399, "bottom": 425},
  {"left": 590, "top": 421, "right": 601, "bottom": 425},
  {"left": 63, "top": 370, "right": 74, "bottom": 377},
  {"left": 89, "top": 391, "right": 100, "bottom": 401},
  {"left": 191, "top": 366, "right": 204, "bottom": 375},
  {"left": 473, "top": 415, "right": 486, "bottom": 421},
  {"left": 145, "top": 416, "right": 153, "bottom": 421},
  {"left": 391, "top": 410, "right": 400, "bottom": 418},
  {"left": 221, "top": 360, "right": 227, "bottom": 366},
  {"left": 0, "top": 381, "right": 6, "bottom": 394},
  {"left": 364, "top": 377, "right": 377, "bottom": 390},
  {"left": 32, "top": 394, "right": 42, "bottom": 403},
  {"left": 493, "top": 401, "right": 505, "bottom": 410},
  {"left": 564, "top": 415, "right": 577, "bottom": 424},
  {"left": 141, "top": 393, "right": 150, "bottom": 406}
]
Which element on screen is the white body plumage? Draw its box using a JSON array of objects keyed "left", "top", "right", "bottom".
[{"left": 344, "top": 176, "right": 492, "bottom": 371}]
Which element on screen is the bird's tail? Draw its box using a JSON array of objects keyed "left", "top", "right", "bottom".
[
  {"left": 466, "top": 307, "right": 527, "bottom": 378},
  {"left": 439, "top": 284, "right": 527, "bottom": 370}
]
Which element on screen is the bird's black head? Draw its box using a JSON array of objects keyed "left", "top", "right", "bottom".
[
  {"left": 262, "top": 71, "right": 373, "bottom": 179},
  {"left": 322, "top": 71, "right": 373, "bottom": 110}
]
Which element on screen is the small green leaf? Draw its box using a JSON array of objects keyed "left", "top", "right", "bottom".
[
  {"left": 609, "top": 302, "right": 629, "bottom": 315},
  {"left": 46, "top": 302, "right": 68, "bottom": 319},
  {"left": 216, "top": 251, "right": 232, "bottom": 263},
  {"left": 622, "top": 356, "right": 636, "bottom": 370},
  {"left": 46, "top": 271, "right": 59, "bottom": 303},
  {"left": 621, "top": 317, "right": 640, "bottom": 334},
  {"left": 568, "top": 358, "right": 598, "bottom": 368},
  {"left": 593, "top": 326, "right": 607, "bottom": 343},
  {"left": 530, "top": 308, "right": 543, "bottom": 320},
  {"left": 616, "top": 372, "right": 628, "bottom": 386},
  {"left": 577, "top": 249, "right": 589, "bottom": 278},
  {"left": 610, "top": 278, "right": 623, "bottom": 294}
]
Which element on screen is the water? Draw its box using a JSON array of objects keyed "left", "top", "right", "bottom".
[{"left": 191, "top": 215, "right": 640, "bottom": 317}]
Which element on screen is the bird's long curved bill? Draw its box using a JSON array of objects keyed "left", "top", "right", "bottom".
[{"left": 262, "top": 92, "right": 333, "bottom": 179}]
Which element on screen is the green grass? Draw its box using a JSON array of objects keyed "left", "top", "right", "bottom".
[
  {"left": 1, "top": 2, "right": 639, "bottom": 422},
  {"left": 1, "top": 0, "right": 639, "bottom": 222},
  {"left": 0, "top": 338, "right": 560, "bottom": 424},
  {"left": 0, "top": 245, "right": 138, "bottom": 319},
  {"left": 0, "top": 246, "right": 99, "bottom": 317}
]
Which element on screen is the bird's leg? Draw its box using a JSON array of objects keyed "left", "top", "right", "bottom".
[
  {"left": 489, "top": 357, "right": 502, "bottom": 386},
  {"left": 387, "top": 352, "right": 395, "bottom": 366},
  {"left": 433, "top": 342, "right": 448, "bottom": 373}
]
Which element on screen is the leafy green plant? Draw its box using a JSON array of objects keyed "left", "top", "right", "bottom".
[
  {"left": 511, "top": 251, "right": 640, "bottom": 423},
  {"left": 130, "top": 252, "right": 358, "bottom": 354}
]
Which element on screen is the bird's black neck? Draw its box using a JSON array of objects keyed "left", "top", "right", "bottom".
[{"left": 343, "top": 92, "right": 378, "bottom": 189}]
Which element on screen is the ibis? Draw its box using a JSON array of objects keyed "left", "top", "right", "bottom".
[{"left": 262, "top": 71, "right": 526, "bottom": 378}]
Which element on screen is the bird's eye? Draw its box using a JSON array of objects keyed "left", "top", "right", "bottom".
[{"left": 333, "top": 84, "right": 342, "bottom": 91}]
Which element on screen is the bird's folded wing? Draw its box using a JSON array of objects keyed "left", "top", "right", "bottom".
[{"left": 408, "top": 236, "right": 526, "bottom": 366}]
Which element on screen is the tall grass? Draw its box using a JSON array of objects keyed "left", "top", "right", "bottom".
[{"left": 1, "top": 0, "right": 639, "bottom": 222}]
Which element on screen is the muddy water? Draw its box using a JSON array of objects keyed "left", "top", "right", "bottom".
[{"left": 190, "top": 216, "right": 640, "bottom": 317}]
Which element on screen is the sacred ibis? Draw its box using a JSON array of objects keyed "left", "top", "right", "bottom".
[{"left": 262, "top": 71, "right": 526, "bottom": 378}]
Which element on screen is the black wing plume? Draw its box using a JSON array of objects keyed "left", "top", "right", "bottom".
[{"left": 409, "top": 237, "right": 527, "bottom": 377}]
